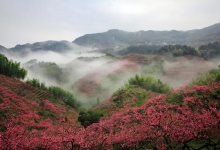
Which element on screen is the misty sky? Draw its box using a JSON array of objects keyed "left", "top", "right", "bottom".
[{"left": 1, "top": 0, "right": 220, "bottom": 48}]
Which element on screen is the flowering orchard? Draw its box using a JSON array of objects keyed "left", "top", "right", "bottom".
[{"left": 1, "top": 73, "right": 220, "bottom": 149}]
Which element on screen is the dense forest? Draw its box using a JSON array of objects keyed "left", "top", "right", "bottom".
[
  {"left": 198, "top": 42, "right": 220, "bottom": 59},
  {"left": 158, "top": 45, "right": 200, "bottom": 57},
  {"left": 118, "top": 45, "right": 161, "bottom": 55}
]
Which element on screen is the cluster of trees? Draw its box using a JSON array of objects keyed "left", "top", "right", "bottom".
[
  {"left": 77, "top": 109, "right": 103, "bottom": 128},
  {"left": 191, "top": 68, "right": 220, "bottom": 85},
  {"left": 117, "top": 44, "right": 202, "bottom": 57},
  {"left": 116, "top": 42, "right": 220, "bottom": 59},
  {"left": 26, "top": 78, "right": 79, "bottom": 109},
  {"left": 124, "top": 75, "right": 171, "bottom": 93},
  {"left": 158, "top": 45, "right": 200, "bottom": 57},
  {"left": 199, "top": 41, "right": 220, "bottom": 51},
  {"left": 158, "top": 42, "right": 220, "bottom": 59},
  {"left": 0, "top": 54, "right": 27, "bottom": 79},
  {"left": 118, "top": 45, "right": 161, "bottom": 55},
  {"left": 199, "top": 42, "right": 220, "bottom": 59},
  {"left": 109, "top": 75, "right": 171, "bottom": 108}
]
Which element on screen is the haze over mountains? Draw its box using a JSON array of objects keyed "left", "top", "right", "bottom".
[
  {"left": 1, "top": 0, "right": 220, "bottom": 148},
  {"left": 1, "top": 22, "right": 220, "bottom": 107},
  {"left": 0, "top": 23, "right": 220, "bottom": 55},
  {"left": 1, "top": 18, "right": 220, "bottom": 150}
]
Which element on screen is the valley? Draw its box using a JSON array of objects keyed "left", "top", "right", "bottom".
[{"left": 1, "top": 23, "right": 220, "bottom": 149}]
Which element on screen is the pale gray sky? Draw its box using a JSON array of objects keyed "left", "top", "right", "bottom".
[{"left": 0, "top": 0, "right": 220, "bottom": 48}]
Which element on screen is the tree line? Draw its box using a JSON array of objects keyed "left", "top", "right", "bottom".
[
  {"left": 0, "top": 54, "right": 27, "bottom": 79},
  {"left": 119, "top": 42, "right": 220, "bottom": 59},
  {"left": 158, "top": 44, "right": 200, "bottom": 56},
  {"left": 118, "top": 45, "right": 161, "bottom": 55}
]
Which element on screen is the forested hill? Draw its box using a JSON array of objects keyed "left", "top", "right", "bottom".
[
  {"left": 73, "top": 23, "right": 220, "bottom": 48},
  {"left": 9, "top": 40, "right": 73, "bottom": 52},
  {"left": 0, "top": 40, "right": 81, "bottom": 56}
]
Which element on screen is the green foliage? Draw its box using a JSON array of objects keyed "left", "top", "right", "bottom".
[
  {"left": 0, "top": 125, "right": 6, "bottom": 132},
  {"left": 124, "top": 75, "right": 171, "bottom": 93},
  {"left": 26, "top": 78, "right": 80, "bottom": 109},
  {"left": 108, "top": 75, "right": 170, "bottom": 109},
  {"left": 118, "top": 45, "right": 161, "bottom": 55},
  {"left": 78, "top": 109, "right": 103, "bottom": 128},
  {"left": 37, "top": 110, "right": 56, "bottom": 120},
  {"left": 166, "top": 93, "right": 184, "bottom": 105},
  {"left": 199, "top": 42, "right": 220, "bottom": 59},
  {"left": 0, "top": 54, "right": 27, "bottom": 79},
  {"left": 159, "top": 45, "right": 200, "bottom": 57},
  {"left": 110, "top": 86, "right": 153, "bottom": 109},
  {"left": 0, "top": 110, "right": 8, "bottom": 132},
  {"left": 48, "top": 86, "right": 80, "bottom": 109},
  {"left": 26, "top": 78, "right": 42, "bottom": 88},
  {"left": 0, "top": 110, "right": 7, "bottom": 121},
  {"left": 191, "top": 69, "right": 220, "bottom": 85}
]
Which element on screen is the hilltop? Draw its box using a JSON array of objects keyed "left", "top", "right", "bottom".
[{"left": 73, "top": 23, "right": 220, "bottom": 48}]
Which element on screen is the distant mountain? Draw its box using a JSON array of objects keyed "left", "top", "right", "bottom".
[
  {"left": 10, "top": 40, "right": 75, "bottom": 54},
  {"left": 0, "top": 45, "right": 7, "bottom": 53},
  {"left": 0, "top": 40, "right": 84, "bottom": 56},
  {"left": 73, "top": 23, "right": 220, "bottom": 48}
]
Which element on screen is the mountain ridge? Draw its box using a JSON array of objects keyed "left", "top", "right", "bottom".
[
  {"left": 0, "top": 40, "right": 84, "bottom": 56},
  {"left": 0, "top": 23, "right": 220, "bottom": 55},
  {"left": 73, "top": 23, "right": 220, "bottom": 48}
]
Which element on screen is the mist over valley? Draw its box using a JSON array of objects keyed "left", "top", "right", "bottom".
[
  {"left": 1, "top": 1, "right": 220, "bottom": 149},
  {"left": 1, "top": 31, "right": 220, "bottom": 107}
]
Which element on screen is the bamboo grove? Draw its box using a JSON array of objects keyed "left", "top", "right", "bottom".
[{"left": 0, "top": 54, "right": 27, "bottom": 80}]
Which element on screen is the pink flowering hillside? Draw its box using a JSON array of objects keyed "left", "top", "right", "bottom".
[{"left": 0, "top": 74, "right": 81, "bottom": 149}]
